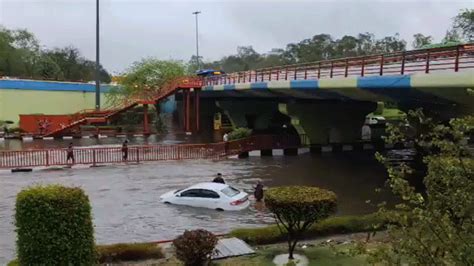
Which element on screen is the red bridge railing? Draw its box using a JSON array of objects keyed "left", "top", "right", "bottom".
[
  {"left": 0, "top": 135, "right": 301, "bottom": 169},
  {"left": 203, "top": 44, "right": 474, "bottom": 86}
]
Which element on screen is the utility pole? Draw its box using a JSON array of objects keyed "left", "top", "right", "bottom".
[
  {"left": 95, "top": 0, "right": 101, "bottom": 110},
  {"left": 192, "top": 11, "right": 201, "bottom": 70}
]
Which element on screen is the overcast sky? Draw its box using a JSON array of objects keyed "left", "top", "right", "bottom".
[{"left": 1, "top": 0, "right": 473, "bottom": 73}]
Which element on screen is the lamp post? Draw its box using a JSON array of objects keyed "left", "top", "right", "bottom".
[
  {"left": 192, "top": 11, "right": 201, "bottom": 70},
  {"left": 95, "top": 0, "right": 101, "bottom": 110}
]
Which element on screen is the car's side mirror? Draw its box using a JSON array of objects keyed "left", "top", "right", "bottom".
[{"left": 176, "top": 193, "right": 181, "bottom": 197}]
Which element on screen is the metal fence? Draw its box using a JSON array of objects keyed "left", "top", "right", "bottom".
[
  {"left": 203, "top": 44, "right": 474, "bottom": 86},
  {"left": 0, "top": 135, "right": 301, "bottom": 169}
]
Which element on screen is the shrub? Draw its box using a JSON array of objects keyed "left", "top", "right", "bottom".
[
  {"left": 97, "top": 242, "right": 164, "bottom": 263},
  {"left": 230, "top": 213, "right": 385, "bottom": 245},
  {"left": 228, "top": 127, "right": 252, "bottom": 140},
  {"left": 173, "top": 229, "right": 218, "bottom": 266},
  {"left": 265, "top": 186, "right": 337, "bottom": 259},
  {"left": 15, "top": 185, "right": 95, "bottom": 265}
]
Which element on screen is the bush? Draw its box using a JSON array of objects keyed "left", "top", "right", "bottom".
[
  {"left": 228, "top": 127, "right": 252, "bottom": 140},
  {"left": 173, "top": 229, "right": 218, "bottom": 266},
  {"left": 15, "top": 185, "right": 95, "bottom": 265},
  {"left": 230, "top": 213, "right": 386, "bottom": 245},
  {"left": 265, "top": 186, "right": 337, "bottom": 259},
  {"left": 97, "top": 242, "right": 164, "bottom": 263}
]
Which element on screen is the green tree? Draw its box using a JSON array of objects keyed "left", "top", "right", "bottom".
[
  {"left": 357, "top": 111, "right": 474, "bottom": 265},
  {"left": 453, "top": 8, "right": 474, "bottom": 42},
  {"left": 265, "top": 186, "right": 337, "bottom": 260},
  {"left": 108, "top": 58, "right": 186, "bottom": 132},
  {"left": 412, "top": 33, "right": 433, "bottom": 49},
  {"left": 443, "top": 29, "right": 462, "bottom": 43}
]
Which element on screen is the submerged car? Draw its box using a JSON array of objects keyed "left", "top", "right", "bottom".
[{"left": 160, "top": 182, "right": 249, "bottom": 211}]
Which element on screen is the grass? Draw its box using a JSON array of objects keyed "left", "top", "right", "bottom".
[
  {"left": 97, "top": 242, "right": 164, "bottom": 263},
  {"left": 160, "top": 242, "right": 368, "bottom": 266},
  {"left": 229, "top": 213, "right": 385, "bottom": 245},
  {"left": 9, "top": 242, "right": 164, "bottom": 265}
]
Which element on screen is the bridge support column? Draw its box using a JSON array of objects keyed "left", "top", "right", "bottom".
[
  {"left": 194, "top": 88, "right": 200, "bottom": 132},
  {"left": 143, "top": 104, "right": 149, "bottom": 135},
  {"left": 283, "top": 101, "right": 377, "bottom": 145}
]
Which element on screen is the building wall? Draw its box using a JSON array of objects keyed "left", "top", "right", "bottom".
[{"left": 0, "top": 79, "right": 111, "bottom": 125}]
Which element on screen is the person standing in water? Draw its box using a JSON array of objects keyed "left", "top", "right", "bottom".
[
  {"left": 254, "top": 181, "right": 264, "bottom": 202},
  {"left": 212, "top": 173, "right": 225, "bottom": 184}
]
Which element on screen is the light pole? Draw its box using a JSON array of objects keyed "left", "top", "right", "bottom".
[
  {"left": 95, "top": 0, "right": 101, "bottom": 110},
  {"left": 192, "top": 11, "right": 201, "bottom": 70}
]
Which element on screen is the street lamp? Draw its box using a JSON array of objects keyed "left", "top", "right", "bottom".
[
  {"left": 192, "top": 11, "right": 201, "bottom": 70},
  {"left": 95, "top": 0, "right": 101, "bottom": 110}
]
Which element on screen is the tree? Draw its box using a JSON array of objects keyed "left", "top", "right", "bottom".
[
  {"left": 453, "top": 8, "right": 474, "bottom": 42},
  {"left": 357, "top": 111, "right": 474, "bottom": 265},
  {"left": 412, "top": 33, "right": 433, "bottom": 49},
  {"left": 107, "top": 58, "right": 186, "bottom": 132},
  {"left": 173, "top": 229, "right": 218, "bottom": 266},
  {"left": 265, "top": 186, "right": 337, "bottom": 260},
  {"left": 443, "top": 29, "right": 462, "bottom": 43}
]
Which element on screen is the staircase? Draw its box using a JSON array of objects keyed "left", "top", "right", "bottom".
[{"left": 43, "top": 77, "right": 202, "bottom": 137}]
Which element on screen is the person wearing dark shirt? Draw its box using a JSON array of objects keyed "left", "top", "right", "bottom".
[
  {"left": 122, "top": 140, "right": 129, "bottom": 161},
  {"left": 212, "top": 173, "right": 225, "bottom": 184},
  {"left": 66, "top": 143, "right": 75, "bottom": 164},
  {"left": 254, "top": 181, "right": 264, "bottom": 202}
]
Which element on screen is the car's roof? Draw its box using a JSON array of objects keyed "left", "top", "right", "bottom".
[{"left": 187, "top": 182, "right": 229, "bottom": 190}]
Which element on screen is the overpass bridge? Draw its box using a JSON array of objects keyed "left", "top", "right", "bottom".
[{"left": 2, "top": 44, "right": 473, "bottom": 145}]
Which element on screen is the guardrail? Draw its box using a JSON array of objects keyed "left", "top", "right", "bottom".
[
  {"left": 203, "top": 44, "right": 474, "bottom": 86},
  {"left": 0, "top": 135, "right": 301, "bottom": 169}
]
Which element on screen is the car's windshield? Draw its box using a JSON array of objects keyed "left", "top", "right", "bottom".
[
  {"left": 221, "top": 186, "right": 240, "bottom": 197},
  {"left": 174, "top": 189, "right": 183, "bottom": 194}
]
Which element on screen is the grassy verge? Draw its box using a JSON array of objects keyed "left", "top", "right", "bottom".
[
  {"left": 9, "top": 242, "right": 164, "bottom": 265},
  {"left": 229, "top": 213, "right": 385, "bottom": 245},
  {"left": 160, "top": 242, "right": 370, "bottom": 266}
]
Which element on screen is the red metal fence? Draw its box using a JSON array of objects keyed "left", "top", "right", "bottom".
[
  {"left": 0, "top": 135, "right": 301, "bottom": 169},
  {"left": 203, "top": 44, "right": 474, "bottom": 86}
]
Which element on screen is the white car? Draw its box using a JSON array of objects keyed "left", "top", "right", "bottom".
[{"left": 160, "top": 182, "right": 250, "bottom": 211}]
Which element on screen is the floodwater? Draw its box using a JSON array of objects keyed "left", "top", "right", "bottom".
[{"left": 0, "top": 151, "right": 397, "bottom": 264}]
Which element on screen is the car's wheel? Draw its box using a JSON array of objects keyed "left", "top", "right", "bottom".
[
  {"left": 215, "top": 208, "right": 224, "bottom": 211},
  {"left": 164, "top": 201, "right": 171, "bottom": 204}
]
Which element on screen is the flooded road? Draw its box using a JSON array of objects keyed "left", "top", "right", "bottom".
[{"left": 0, "top": 152, "right": 395, "bottom": 264}]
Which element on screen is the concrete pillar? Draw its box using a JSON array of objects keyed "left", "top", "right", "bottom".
[
  {"left": 143, "top": 104, "right": 149, "bottom": 135},
  {"left": 284, "top": 101, "right": 377, "bottom": 145}
]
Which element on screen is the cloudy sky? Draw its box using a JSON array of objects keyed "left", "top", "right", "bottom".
[{"left": 0, "top": 0, "right": 472, "bottom": 73}]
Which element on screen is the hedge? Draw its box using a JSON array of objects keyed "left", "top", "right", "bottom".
[
  {"left": 15, "top": 185, "right": 95, "bottom": 265},
  {"left": 228, "top": 127, "right": 252, "bottom": 141},
  {"left": 229, "top": 213, "right": 386, "bottom": 245},
  {"left": 97, "top": 243, "right": 164, "bottom": 263}
]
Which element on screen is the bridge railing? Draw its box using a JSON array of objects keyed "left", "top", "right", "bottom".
[
  {"left": 0, "top": 135, "right": 301, "bottom": 169},
  {"left": 203, "top": 44, "right": 474, "bottom": 86}
]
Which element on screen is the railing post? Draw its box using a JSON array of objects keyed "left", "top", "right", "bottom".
[
  {"left": 238, "top": 73, "right": 241, "bottom": 83},
  {"left": 248, "top": 72, "right": 252, "bottom": 82},
  {"left": 455, "top": 46, "right": 460, "bottom": 72},
  {"left": 92, "top": 149, "right": 96, "bottom": 167},
  {"left": 285, "top": 67, "right": 288, "bottom": 80},
  {"left": 46, "top": 150, "right": 50, "bottom": 166},
  {"left": 317, "top": 62, "right": 321, "bottom": 79},
  {"left": 425, "top": 51, "right": 430, "bottom": 74},
  {"left": 136, "top": 148, "right": 140, "bottom": 163},
  {"left": 269, "top": 68, "right": 272, "bottom": 81},
  {"left": 379, "top": 55, "right": 384, "bottom": 76},
  {"left": 330, "top": 61, "right": 334, "bottom": 78},
  {"left": 304, "top": 67, "right": 307, "bottom": 80},
  {"left": 361, "top": 58, "right": 365, "bottom": 77},
  {"left": 294, "top": 66, "right": 297, "bottom": 79},
  {"left": 401, "top": 52, "right": 405, "bottom": 75},
  {"left": 261, "top": 70, "right": 264, "bottom": 82},
  {"left": 255, "top": 71, "right": 258, "bottom": 82},
  {"left": 276, "top": 69, "right": 280, "bottom": 80},
  {"left": 243, "top": 72, "right": 246, "bottom": 83},
  {"left": 344, "top": 59, "right": 349, "bottom": 77}
]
